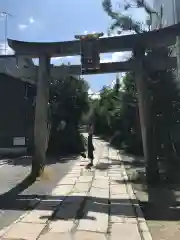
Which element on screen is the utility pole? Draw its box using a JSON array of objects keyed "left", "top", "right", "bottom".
[{"left": 0, "top": 11, "right": 13, "bottom": 55}]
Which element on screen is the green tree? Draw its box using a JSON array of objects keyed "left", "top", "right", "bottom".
[
  {"left": 48, "top": 75, "right": 89, "bottom": 155},
  {"left": 119, "top": 73, "right": 142, "bottom": 154},
  {"left": 102, "top": 0, "right": 180, "bottom": 184},
  {"left": 93, "top": 86, "right": 121, "bottom": 136},
  {"left": 102, "top": 0, "right": 160, "bottom": 184},
  {"left": 148, "top": 49, "right": 180, "bottom": 181},
  {"left": 92, "top": 73, "right": 142, "bottom": 154}
]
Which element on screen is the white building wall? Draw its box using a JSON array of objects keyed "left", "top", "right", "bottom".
[
  {"left": 152, "top": 0, "right": 175, "bottom": 29},
  {"left": 174, "top": 0, "right": 180, "bottom": 23},
  {"left": 152, "top": 0, "right": 180, "bottom": 82}
]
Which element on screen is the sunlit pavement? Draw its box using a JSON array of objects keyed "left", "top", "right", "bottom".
[
  {"left": 0, "top": 154, "right": 75, "bottom": 233},
  {"left": 0, "top": 138, "right": 152, "bottom": 240}
]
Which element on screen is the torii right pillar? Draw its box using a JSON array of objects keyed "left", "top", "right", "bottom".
[{"left": 133, "top": 47, "right": 159, "bottom": 185}]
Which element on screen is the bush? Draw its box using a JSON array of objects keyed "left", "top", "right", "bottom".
[{"left": 48, "top": 124, "right": 86, "bottom": 156}]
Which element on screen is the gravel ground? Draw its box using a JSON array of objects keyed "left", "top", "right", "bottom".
[{"left": 121, "top": 153, "right": 180, "bottom": 240}]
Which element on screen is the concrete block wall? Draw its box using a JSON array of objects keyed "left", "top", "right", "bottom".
[{"left": 0, "top": 73, "right": 35, "bottom": 149}]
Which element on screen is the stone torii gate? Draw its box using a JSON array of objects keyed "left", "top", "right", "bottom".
[{"left": 8, "top": 23, "right": 180, "bottom": 179}]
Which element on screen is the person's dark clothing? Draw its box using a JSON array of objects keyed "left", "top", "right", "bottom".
[{"left": 88, "top": 133, "right": 94, "bottom": 163}]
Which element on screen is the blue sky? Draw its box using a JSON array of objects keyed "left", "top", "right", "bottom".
[{"left": 0, "top": 0, "right": 149, "bottom": 92}]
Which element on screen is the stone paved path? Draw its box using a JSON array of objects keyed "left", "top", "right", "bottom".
[{"left": 0, "top": 138, "right": 152, "bottom": 240}]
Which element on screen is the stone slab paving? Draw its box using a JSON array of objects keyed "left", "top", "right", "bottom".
[
  {"left": 3, "top": 222, "right": 46, "bottom": 240},
  {"left": 1, "top": 138, "right": 152, "bottom": 240},
  {"left": 110, "top": 223, "right": 141, "bottom": 240},
  {"left": 74, "top": 231, "right": 107, "bottom": 240},
  {"left": 38, "top": 232, "right": 72, "bottom": 240}
]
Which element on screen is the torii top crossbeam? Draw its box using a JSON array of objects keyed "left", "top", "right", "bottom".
[{"left": 8, "top": 23, "right": 180, "bottom": 58}]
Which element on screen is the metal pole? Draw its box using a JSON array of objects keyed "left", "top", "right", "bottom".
[
  {"left": 0, "top": 12, "right": 13, "bottom": 55},
  {"left": 78, "top": 38, "right": 83, "bottom": 80},
  {"left": 173, "top": 0, "right": 178, "bottom": 23},
  {"left": 4, "top": 13, "right": 7, "bottom": 55}
]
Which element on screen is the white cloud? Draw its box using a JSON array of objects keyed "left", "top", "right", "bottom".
[
  {"left": 90, "top": 94, "right": 100, "bottom": 100},
  {"left": 113, "top": 52, "right": 132, "bottom": 61},
  {"left": 51, "top": 56, "right": 73, "bottom": 65},
  {"left": 83, "top": 30, "right": 97, "bottom": 34},
  {"left": 18, "top": 24, "right": 28, "bottom": 31},
  {"left": 0, "top": 12, "right": 6, "bottom": 17},
  {"left": 101, "top": 51, "right": 132, "bottom": 63},
  {"left": 29, "top": 17, "right": 35, "bottom": 24},
  {"left": 88, "top": 89, "right": 93, "bottom": 95},
  {"left": 18, "top": 16, "right": 35, "bottom": 31},
  {"left": 83, "top": 30, "right": 104, "bottom": 37},
  {"left": 32, "top": 58, "right": 39, "bottom": 65},
  {"left": 32, "top": 56, "right": 74, "bottom": 66},
  {"left": 51, "top": 57, "right": 62, "bottom": 63},
  {"left": 34, "top": 57, "right": 70, "bottom": 67},
  {"left": 88, "top": 88, "right": 100, "bottom": 99}
]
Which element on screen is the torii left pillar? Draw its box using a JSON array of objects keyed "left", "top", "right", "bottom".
[{"left": 31, "top": 55, "right": 50, "bottom": 177}]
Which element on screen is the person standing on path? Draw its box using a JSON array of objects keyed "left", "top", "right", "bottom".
[{"left": 87, "top": 124, "right": 95, "bottom": 167}]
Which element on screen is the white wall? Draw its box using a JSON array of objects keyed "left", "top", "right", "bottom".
[
  {"left": 174, "top": 0, "right": 180, "bottom": 23},
  {"left": 152, "top": 0, "right": 175, "bottom": 29},
  {"left": 152, "top": 0, "right": 180, "bottom": 81}
]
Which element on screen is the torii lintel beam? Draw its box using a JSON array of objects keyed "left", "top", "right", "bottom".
[
  {"left": 16, "top": 57, "right": 176, "bottom": 80},
  {"left": 8, "top": 23, "right": 180, "bottom": 58},
  {"left": 52, "top": 57, "right": 176, "bottom": 76}
]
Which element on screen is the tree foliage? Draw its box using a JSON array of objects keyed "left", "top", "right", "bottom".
[
  {"left": 48, "top": 75, "right": 89, "bottom": 155},
  {"left": 102, "top": 0, "right": 155, "bottom": 34},
  {"left": 93, "top": 73, "right": 142, "bottom": 155},
  {"left": 101, "top": 0, "right": 180, "bottom": 183}
]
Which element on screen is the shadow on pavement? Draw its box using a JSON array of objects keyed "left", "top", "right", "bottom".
[
  {"left": 0, "top": 194, "right": 137, "bottom": 221},
  {"left": 1, "top": 145, "right": 180, "bottom": 224},
  {"left": 2, "top": 154, "right": 79, "bottom": 167},
  {"left": 0, "top": 192, "right": 179, "bottom": 222},
  {"left": 0, "top": 155, "right": 79, "bottom": 218}
]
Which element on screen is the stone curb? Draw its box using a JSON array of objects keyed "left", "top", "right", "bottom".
[{"left": 117, "top": 152, "right": 153, "bottom": 240}]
